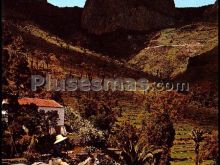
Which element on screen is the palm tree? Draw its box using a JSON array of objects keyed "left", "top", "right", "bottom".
[
  {"left": 110, "top": 141, "right": 163, "bottom": 165},
  {"left": 109, "top": 123, "right": 164, "bottom": 165},
  {"left": 131, "top": 142, "right": 164, "bottom": 165},
  {"left": 191, "top": 129, "right": 206, "bottom": 165}
]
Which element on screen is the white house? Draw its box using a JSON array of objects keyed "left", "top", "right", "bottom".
[{"left": 18, "top": 98, "right": 66, "bottom": 135}]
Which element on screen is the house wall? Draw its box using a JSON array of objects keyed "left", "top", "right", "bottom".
[{"left": 38, "top": 107, "right": 64, "bottom": 126}]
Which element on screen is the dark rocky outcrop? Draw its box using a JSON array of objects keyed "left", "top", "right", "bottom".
[
  {"left": 175, "top": 47, "right": 218, "bottom": 82},
  {"left": 176, "top": 1, "right": 218, "bottom": 24},
  {"left": 81, "top": 0, "right": 176, "bottom": 35},
  {"left": 203, "top": 1, "right": 218, "bottom": 21}
]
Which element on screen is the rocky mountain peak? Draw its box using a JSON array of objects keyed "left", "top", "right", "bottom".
[{"left": 81, "top": 0, "right": 176, "bottom": 35}]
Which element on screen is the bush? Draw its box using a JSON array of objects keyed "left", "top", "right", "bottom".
[
  {"left": 65, "top": 107, "right": 106, "bottom": 147},
  {"left": 36, "top": 134, "right": 56, "bottom": 154},
  {"left": 16, "top": 135, "right": 31, "bottom": 154}
]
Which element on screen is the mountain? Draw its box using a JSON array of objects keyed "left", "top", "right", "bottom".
[
  {"left": 81, "top": 0, "right": 176, "bottom": 35},
  {"left": 3, "top": 0, "right": 83, "bottom": 40},
  {"left": 2, "top": 0, "right": 218, "bottom": 82},
  {"left": 175, "top": 3, "right": 218, "bottom": 24},
  {"left": 2, "top": 0, "right": 218, "bottom": 164},
  {"left": 203, "top": 0, "right": 218, "bottom": 21}
]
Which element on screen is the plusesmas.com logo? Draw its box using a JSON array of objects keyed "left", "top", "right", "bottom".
[{"left": 31, "top": 74, "right": 190, "bottom": 92}]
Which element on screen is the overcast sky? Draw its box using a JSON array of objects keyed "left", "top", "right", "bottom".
[{"left": 47, "top": 0, "right": 216, "bottom": 8}]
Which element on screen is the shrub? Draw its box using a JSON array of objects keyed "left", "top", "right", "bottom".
[{"left": 65, "top": 107, "right": 106, "bottom": 147}]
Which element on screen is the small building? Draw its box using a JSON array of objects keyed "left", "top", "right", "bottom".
[{"left": 18, "top": 98, "right": 66, "bottom": 135}]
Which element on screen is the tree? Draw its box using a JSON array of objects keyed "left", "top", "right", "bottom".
[
  {"left": 78, "top": 95, "right": 118, "bottom": 132},
  {"left": 191, "top": 129, "right": 206, "bottom": 165},
  {"left": 145, "top": 91, "right": 188, "bottom": 121},
  {"left": 109, "top": 112, "right": 175, "bottom": 165},
  {"left": 2, "top": 50, "right": 31, "bottom": 97},
  {"left": 5, "top": 100, "right": 59, "bottom": 156},
  {"left": 109, "top": 122, "right": 163, "bottom": 165},
  {"left": 201, "top": 130, "right": 218, "bottom": 165},
  {"left": 64, "top": 107, "right": 105, "bottom": 148},
  {"left": 143, "top": 112, "right": 175, "bottom": 165},
  {"left": 51, "top": 91, "right": 64, "bottom": 105}
]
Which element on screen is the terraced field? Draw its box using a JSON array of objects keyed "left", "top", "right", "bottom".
[
  {"left": 114, "top": 107, "right": 217, "bottom": 165},
  {"left": 171, "top": 123, "right": 215, "bottom": 165},
  {"left": 128, "top": 23, "right": 218, "bottom": 79}
]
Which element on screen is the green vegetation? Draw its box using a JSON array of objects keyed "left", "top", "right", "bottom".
[
  {"left": 128, "top": 23, "right": 218, "bottom": 78},
  {"left": 2, "top": 3, "right": 218, "bottom": 164}
]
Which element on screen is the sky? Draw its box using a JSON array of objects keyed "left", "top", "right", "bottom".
[{"left": 47, "top": 0, "right": 216, "bottom": 8}]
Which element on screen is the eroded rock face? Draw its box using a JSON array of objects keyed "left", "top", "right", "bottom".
[{"left": 81, "top": 0, "right": 176, "bottom": 35}]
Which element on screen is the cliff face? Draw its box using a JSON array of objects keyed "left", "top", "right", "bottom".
[{"left": 81, "top": 0, "right": 176, "bottom": 35}]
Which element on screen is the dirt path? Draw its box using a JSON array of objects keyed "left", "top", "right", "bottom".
[{"left": 145, "top": 43, "right": 204, "bottom": 50}]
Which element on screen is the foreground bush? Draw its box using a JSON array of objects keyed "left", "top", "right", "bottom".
[{"left": 65, "top": 107, "right": 106, "bottom": 147}]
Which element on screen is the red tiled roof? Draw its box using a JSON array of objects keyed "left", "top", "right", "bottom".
[{"left": 18, "top": 98, "right": 63, "bottom": 108}]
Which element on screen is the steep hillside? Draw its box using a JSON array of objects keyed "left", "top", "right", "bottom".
[
  {"left": 2, "top": 0, "right": 218, "bottom": 104},
  {"left": 176, "top": 47, "right": 218, "bottom": 82},
  {"left": 128, "top": 22, "right": 218, "bottom": 79},
  {"left": 3, "top": 0, "right": 83, "bottom": 41},
  {"left": 2, "top": 1, "right": 218, "bottom": 164}
]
